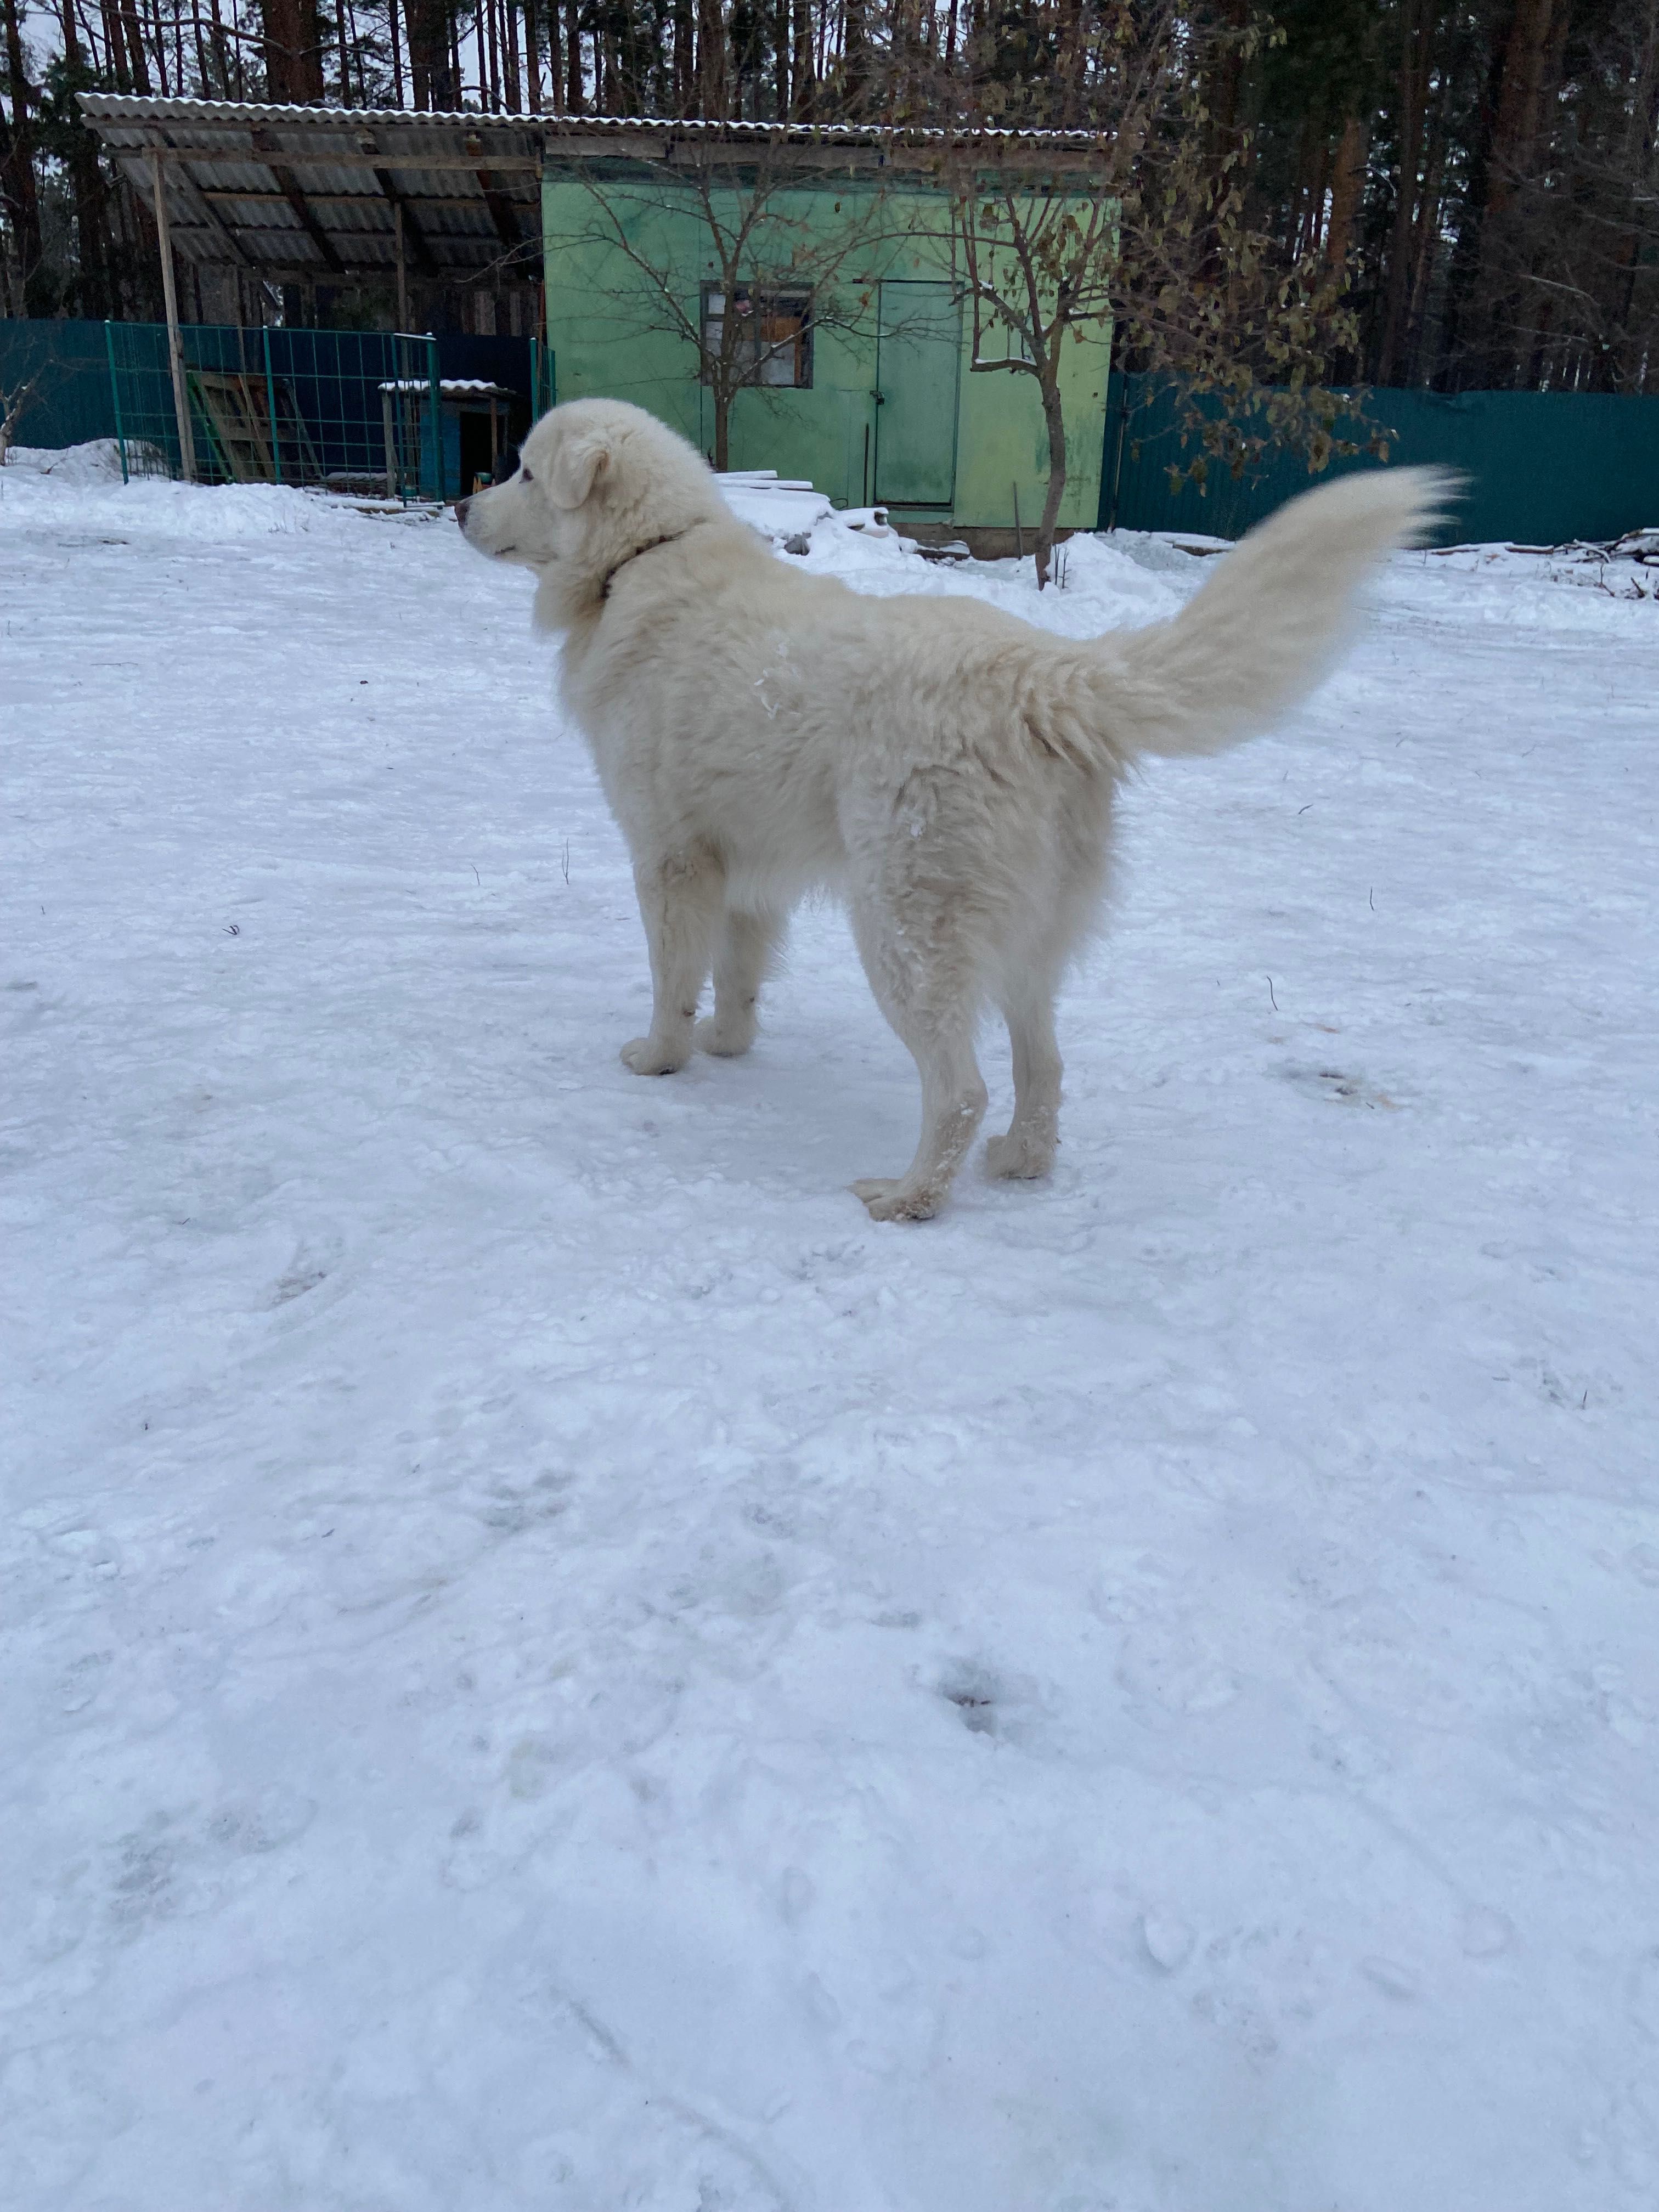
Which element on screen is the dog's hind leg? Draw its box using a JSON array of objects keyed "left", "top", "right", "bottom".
[
  {"left": 622, "top": 847, "right": 725, "bottom": 1076},
  {"left": 846, "top": 896, "right": 989, "bottom": 1223},
  {"left": 695, "top": 908, "right": 782, "bottom": 1058},
  {"left": 849, "top": 1019, "right": 988, "bottom": 1221},
  {"left": 984, "top": 815, "right": 1105, "bottom": 1181},
  {"left": 985, "top": 986, "right": 1063, "bottom": 1180}
]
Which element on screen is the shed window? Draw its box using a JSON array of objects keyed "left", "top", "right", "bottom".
[{"left": 701, "top": 285, "right": 814, "bottom": 388}]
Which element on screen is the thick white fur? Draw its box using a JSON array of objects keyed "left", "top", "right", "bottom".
[{"left": 459, "top": 397, "right": 1451, "bottom": 1220}]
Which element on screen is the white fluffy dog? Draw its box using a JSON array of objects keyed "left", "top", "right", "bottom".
[{"left": 458, "top": 398, "right": 1446, "bottom": 1220}]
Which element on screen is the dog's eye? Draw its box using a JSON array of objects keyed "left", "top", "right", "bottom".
[{"left": 520, "top": 465, "right": 533, "bottom": 484}]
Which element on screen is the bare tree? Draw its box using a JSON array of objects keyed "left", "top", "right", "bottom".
[
  {"left": 938, "top": 178, "right": 1118, "bottom": 585},
  {"left": 924, "top": 2, "right": 1372, "bottom": 586},
  {"left": 0, "top": 366, "right": 42, "bottom": 462},
  {"left": 1466, "top": 0, "right": 1659, "bottom": 392}
]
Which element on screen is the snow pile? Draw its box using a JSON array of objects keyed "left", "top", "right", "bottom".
[
  {"left": 3, "top": 457, "right": 1658, "bottom": 2212},
  {"left": 1381, "top": 537, "right": 1659, "bottom": 624},
  {"left": 716, "top": 466, "right": 836, "bottom": 546},
  {"left": 3, "top": 438, "right": 133, "bottom": 484},
  {"left": 716, "top": 472, "right": 1183, "bottom": 632},
  {"left": 1503, "top": 531, "right": 1659, "bottom": 600},
  {"left": 0, "top": 439, "right": 392, "bottom": 542},
  {"left": 796, "top": 503, "right": 1185, "bottom": 635},
  {"left": 1100, "top": 525, "right": 1233, "bottom": 572}
]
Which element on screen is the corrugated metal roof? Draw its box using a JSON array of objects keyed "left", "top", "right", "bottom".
[
  {"left": 76, "top": 94, "right": 1110, "bottom": 283},
  {"left": 79, "top": 95, "right": 544, "bottom": 283}
]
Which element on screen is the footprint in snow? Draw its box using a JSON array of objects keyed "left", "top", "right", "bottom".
[
  {"left": 269, "top": 1232, "right": 346, "bottom": 1310},
  {"left": 934, "top": 1660, "right": 1046, "bottom": 1742},
  {"left": 1283, "top": 1062, "right": 1402, "bottom": 1110},
  {"left": 939, "top": 1664, "right": 1001, "bottom": 1736}
]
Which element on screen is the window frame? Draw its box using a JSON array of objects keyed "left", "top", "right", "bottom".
[{"left": 699, "top": 282, "right": 815, "bottom": 391}]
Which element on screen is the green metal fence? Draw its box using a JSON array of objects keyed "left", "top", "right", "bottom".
[
  {"left": 0, "top": 318, "right": 120, "bottom": 449},
  {"left": 1099, "top": 375, "right": 1659, "bottom": 546},
  {"left": 2, "top": 319, "right": 552, "bottom": 499}
]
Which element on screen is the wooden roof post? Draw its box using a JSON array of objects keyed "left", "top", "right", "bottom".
[{"left": 149, "top": 145, "right": 198, "bottom": 484}]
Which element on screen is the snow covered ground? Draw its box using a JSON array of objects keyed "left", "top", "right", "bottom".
[{"left": 3, "top": 446, "right": 1657, "bottom": 2212}]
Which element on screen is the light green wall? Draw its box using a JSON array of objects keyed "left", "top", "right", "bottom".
[{"left": 541, "top": 174, "right": 1110, "bottom": 529}]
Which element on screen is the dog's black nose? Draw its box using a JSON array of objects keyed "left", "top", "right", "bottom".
[{"left": 454, "top": 496, "right": 472, "bottom": 528}]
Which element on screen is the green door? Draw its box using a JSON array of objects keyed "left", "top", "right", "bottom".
[{"left": 875, "top": 281, "right": 961, "bottom": 508}]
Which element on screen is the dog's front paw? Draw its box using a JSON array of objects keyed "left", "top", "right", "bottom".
[
  {"left": 851, "top": 1177, "right": 938, "bottom": 1223},
  {"left": 621, "top": 1036, "right": 689, "bottom": 1076}
]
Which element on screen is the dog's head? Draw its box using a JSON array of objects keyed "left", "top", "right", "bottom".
[{"left": 455, "top": 398, "right": 726, "bottom": 625}]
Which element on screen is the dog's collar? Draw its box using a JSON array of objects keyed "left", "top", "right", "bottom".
[{"left": 600, "top": 526, "right": 696, "bottom": 601}]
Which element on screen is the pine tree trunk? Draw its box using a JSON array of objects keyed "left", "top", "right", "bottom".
[
  {"left": 1472, "top": 0, "right": 1559, "bottom": 385},
  {"left": 63, "top": 0, "right": 112, "bottom": 314},
  {"left": 554, "top": 0, "right": 570, "bottom": 110},
  {"left": 263, "top": 0, "right": 326, "bottom": 101},
  {"left": 565, "top": 1, "right": 582, "bottom": 110},
  {"left": 673, "top": 0, "right": 693, "bottom": 111},
  {"left": 1323, "top": 114, "right": 1369, "bottom": 272},
  {"left": 790, "top": 0, "right": 813, "bottom": 119},
  {"left": 524, "top": 0, "right": 541, "bottom": 108},
  {"left": 1287, "top": 116, "right": 1317, "bottom": 258},
  {"left": 697, "top": 0, "right": 725, "bottom": 116},
  {"left": 406, "top": 0, "right": 442, "bottom": 107},
  {"left": 1402, "top": 55, "right": 1455, "bottom": 384},
  {"left": 1, "top": 0, "right": 49, "bottom": 314},
  {"left": 505, "top": 0, "right": 523, "bottom": 111},
  {"left": 120, "top": 0, "right": 151, "bottom": 91},
  {"left": 1377, "top": 0, "right": 1429, "bottom": 384},
  {"left": 100, "top": 0, "right": 132, "bottom": 90},
  {"left": 844, "top": 0, "right": 867, "bottom": 115}
]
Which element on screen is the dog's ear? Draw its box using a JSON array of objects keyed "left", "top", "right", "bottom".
[{"left": 547, "top": 425, "right": 612, "bottom": 510}]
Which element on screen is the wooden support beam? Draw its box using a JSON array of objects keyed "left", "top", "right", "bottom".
[
  {"left": 148, "top": 145, "right": 197, "bottom": 484},
  {"left": 372, "top": 168, "right": 440, "bottom": 278},
  {"left": 171, "top": 161, "right": 259, "bottom": 268},
  {"left": 475, "top": 168, "right": 526, "bottom": 257},
  {"left": 120, "top": 257, "right": 545, "bottom": 284},
  {"left": 267, "top": 164, "right": 346, "bottom": 275},
  {"left": 115, "top": 142, "right": 544, "bottom": 172},
  {"left": 195, "top": 187, "right": 537, "bottom": 216}
]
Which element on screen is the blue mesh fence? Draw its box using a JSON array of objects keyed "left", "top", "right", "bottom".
[
  {"left": 105, "top": 323, "right": 424, "bottom": 489},
  {"left": 3, "top": 319, "right": 548, "bottom": 500}
]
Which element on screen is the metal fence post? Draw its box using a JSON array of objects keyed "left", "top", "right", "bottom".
[
  {"left": 262, "top": 324, "right": 283, "bottom": 484},
  {"left": 426, "top": 335, "right": 443, "bottom": 500},
  {"left": 1098, "top": 368, "right": 1130, "bottom": 534},
  {"left": 104, "top": 319, "right": 129, "bottom": 485}
]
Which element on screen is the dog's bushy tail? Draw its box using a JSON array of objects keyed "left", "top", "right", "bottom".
[{"left": 1095, "top": 466, "right": 1458, "bottom": 761}]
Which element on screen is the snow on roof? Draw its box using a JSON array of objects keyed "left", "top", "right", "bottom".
[{"left": 77, "top": 92, "right": 1114, "bottom": 149}]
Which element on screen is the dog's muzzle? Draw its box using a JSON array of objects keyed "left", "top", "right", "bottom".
[{"left": 453, "top": 496, "right": 472, "bottom": 530}]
